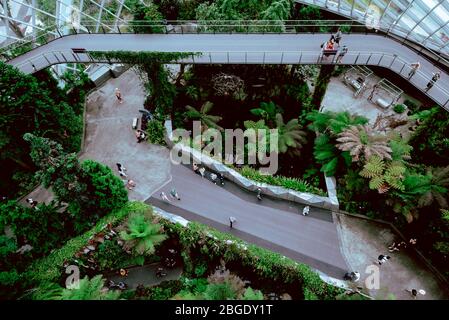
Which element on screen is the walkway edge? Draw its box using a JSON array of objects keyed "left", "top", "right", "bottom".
[
  {"left": 151, "top": 204, "right": 351, "bottom": 292},
  {"left": 164, "top": 120, "right": 339, "bottom": 210}
]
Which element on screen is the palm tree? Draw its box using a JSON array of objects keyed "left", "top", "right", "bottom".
[
  {"left": 119, "top": 211, "right": 167, "bottom": 256},
  {"left": 274, "top": 113, "right": 307, "bottom": 156},
  {"left": 186, "top": 101, "right": 223, "bottom": 131},
  {"left": 403, "top": 166, "right": 449, "bottom": 208},
  {"left": 60, "top": 275, "right": 120, "bottom": 300},
  {"left": 336, "top": 125, "right": 392, "bottom": 162}
]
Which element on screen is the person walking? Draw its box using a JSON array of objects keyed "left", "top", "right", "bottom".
[
  {"left": 116, "top": 163, "right": 127, "bottom": 177},
  {"left": 408, "top": 62, "right": 420, "bottom": 79},
  {"left": 336, "top": 45, "right": 348, "bottom": 63},
  {"left": 198, "top": 166, "right": 206, "bottom": 178},
  {"left": 229, "top": 216, "right": 236, "bottom": 229},
  {"left": 256, "top": 188, "right": 262, "bottom": 201},
  {"left": 170, "top": 188, "right": 181, "bottom": 200},
  {"left": 334, "top": 28, "right": 342, "bottom": 45},
  {"left": 126, "top": 179, "right": 136, "bottom": 190},
  {"left": 405, "top": 288, "right": 426, "bottom": 299},
  {"left": 377, "top": 254, "right": 391, "bottom": 265},
  {"left": 368, "top": 84, "right": 379, "bottom": 101},
  {"left": 115, "top": 88, "right": 123, "bottom": 104},
  {"left": 302, "top": 205, "right": 310, "bottom": 216},
  {"left": 425, "top": 71, "right": 441, "bottom": 92},
  {"left": 210, "top": 173, "right": 218, "bottom": 184},
  {"left": 26, "top": 198, "right": 39, "bottom": 210},
  {"left": 160, "top": 192, "right": 171, "bottom": 203}
]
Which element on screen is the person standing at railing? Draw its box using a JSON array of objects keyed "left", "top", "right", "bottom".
[
  {"left": 425, "top": 71, "right": 441, "bottom": 92},
  {"left": 408, "top": 62, "right": 420, "bottom": 79},
  {"left": 334, "top": 28, "right": 342, "bottom": 45}
]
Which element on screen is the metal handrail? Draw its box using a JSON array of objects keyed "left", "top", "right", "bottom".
[
  {"left": 12, "top": 48, "right": 449, "bottom": 110},
  {"left": 0, "top": 19, "right": 416, "bottom": 59}
]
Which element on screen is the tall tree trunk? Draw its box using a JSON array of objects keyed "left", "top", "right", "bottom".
[{"left": 311, "top": 65, "right": 335, "bottom": 109}]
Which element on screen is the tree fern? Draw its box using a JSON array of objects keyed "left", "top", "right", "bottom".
[
  {"left": 120, "top": 211, "right": 167, "bottom": 256},
  {"left": 60, "top": 275, "right": 120, "bottom": 300}
]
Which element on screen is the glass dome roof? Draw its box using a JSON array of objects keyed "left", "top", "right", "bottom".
[
  {"left": 297, "top": 0, "right": 449, "bottom": 57},
  {"left": 1, "top": 0, "right": 449, "bottom": 59}
]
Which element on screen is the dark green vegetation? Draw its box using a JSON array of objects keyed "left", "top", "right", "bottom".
[
  {"left": 0, "top": 62, "right": 93, "bottom": 198},
  {"left": 311, "top": 105, "right": 449, "bottom": 280},
  {"left": 20, "top": 204, "right": 344, "bottom": 300}
]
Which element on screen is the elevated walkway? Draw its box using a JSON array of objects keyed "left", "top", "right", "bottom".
[{"left": 4, "top": 32, "right": 449, "bottom": 110}]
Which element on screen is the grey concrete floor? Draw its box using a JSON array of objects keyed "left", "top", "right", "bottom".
[
  {"left": 80, "top": 68, "right": 171, "bottom": 201},
  {"left": 335, "top": 213, "right": 447, "bottom": 300},
  {"left": 105, "top": 263, "right": 182, "bottom": 290}
]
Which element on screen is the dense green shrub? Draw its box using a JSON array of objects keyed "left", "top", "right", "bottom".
[
  {"left": 146, "top": 120, "right": 167, "bottom": 145},
  {"left": 393, "top": 104, "right": 406, "bottom": 114},
  {"left": 22, "top": 202, "right": 147, "bottom": 286},
  {"left": 403, "top": 99, "right": 421, "bottom": 114},
  {"left": 0, "top": 62, "right": 85, "bottom": 198},
  {"left": 24, "top": 134, "right": 128, "bottom": 232},
  {"left": 237, "top": 166, "right": 326, "bottom": 196}
]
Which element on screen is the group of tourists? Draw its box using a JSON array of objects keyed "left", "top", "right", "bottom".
[
  {"left": 320, "top": 28, "right": 348, "bottom": 63},
  {"left": 406, "top": 62, "right": 441, "bottom": 92},
  {"left": 116, "top": 162, "right": 136, "bottom": 190}
]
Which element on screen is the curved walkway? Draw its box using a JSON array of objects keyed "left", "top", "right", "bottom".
[
  {"left": 6, "top": 33, "right": 449, "bottom": 110},
  {"left": 147, "top": 163, "right": 348, "bottom": 279}
]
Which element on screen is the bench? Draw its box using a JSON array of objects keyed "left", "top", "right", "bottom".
[
  {"left": 132, "top": 117, "right": 139, "bottom": 129},
  {"left": 376, "top": 98, "right": 390, "bottom": 109}
]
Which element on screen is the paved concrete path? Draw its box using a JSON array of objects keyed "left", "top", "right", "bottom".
[
  {"left": 80, "top": 68, "right": 172, "bottom": 201},
  {"left": 147, "top": 163, "right": 349, "bottom": 279},
  {"left": 6, "top": 33, "right": 449, "bottom": 110},
  {"left": 105, "top": 263, "right": 182, "bottom": 290}
]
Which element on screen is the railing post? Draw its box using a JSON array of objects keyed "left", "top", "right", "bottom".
[
  {"left": 354, "top": 52, "right": 360, "bottom": 64},
  {"left": 53, "top": 52, "right": 61, "bottom": 63},
  {"left": 298, "top": 52, "right": 302, "bottom": 64},
  {"left": 60, "top": 52, "right": 68, "bottom": 62},
  {"left": 72, "top": 52, "right": 79, "bottom": 61},
  {"left": 280, "top": 52, "right": 284, "bottom": 64},
  {"left": 389, "top": 54, "right": 397, "bottom": 68},
  {"left": 366, "top": 53, "right": 372, "bottom": 65},
  {"left": 378, "top": 54, "right": 383, "bottom": 66},
  {"left": 399, "top": 63, "right": 406, "bottom": 75},
  {"left": 209, "top": 52, "right": 212, "bottom": 64},
  {"left": 43, "top": 54, "right": 51, "bottom": 65}
]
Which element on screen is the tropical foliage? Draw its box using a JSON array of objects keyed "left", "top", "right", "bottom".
[
  {"left": 336, "top": 125, "right": 392, "bottom": 163},
  {"left": 185, "top": 101, "right": 223, "bottom": 131},
  {"left": 119, "top": 211, "right": 167, "bottom": 256}
]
